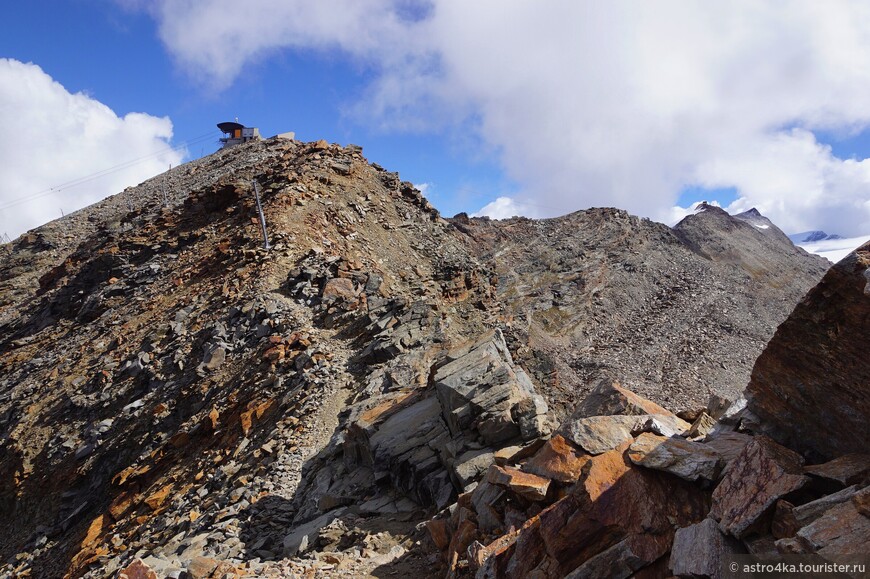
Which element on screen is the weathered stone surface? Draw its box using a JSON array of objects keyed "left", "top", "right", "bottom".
[
  {"left": 452, "top": 449, "right": 495, "bottom": 490},
  {"left": 628, "top": 432, "right": 723, "bottom": 483},
  {"left": 434, "top": 330, "right": 550, "bottom": 445},
  {"left": 366, "top": 395, "right": 454, "bottom": 506},
  {"left": 707, "top": 394, "right": 733, "bottom": 421},
  {"left": 746, "top": 242, "right": 870, "bottom": 460},
  {"left": 804, "top": 454, "right": 870, "bottom": 487},
  {"left": 118, "top": 558, "right": 158, "bottom": 579},
  {"left": 792, "top": 485, "right": 863, "bottom": 529},
  {"left": 321, "top": 277, "right": 357, "bottom": 301},
  {"left": 481, "top": 444, "right": 708, "bottom": 578},
  {"left": 854, "top": 486, "right": 870, "bottom": 517},
  {"left": 471, "top": 479, "right": 506, "bottom": 533},
  {"left": 777, "top": 498, "right": 870, "bottom": 557},
  {"left": 282, "top": 508, "right": 347, "bottom": 556},
  {"left": 703, "top": 431, "right": 753, "bottom": 466},
  {"left": 669, "top": 518, "right": 744, "bottom": 579},
  {"left": 558, "top": 415, "right": 637, "bottom": 455},
  {"left": 686, "top": 411, "right": 716, "bottom": 439},
  {"left": 562, "top": 536, "right": 656, "bottom": 579},
  {"left": 486, "top": 464, "right": 551, "bottom": 502},
  {"left": 572, "top": 378, "right": 674, "bottom": 418},
  {"left": 201, "top": 345, "right": 226, "bottom": 371},
  {"left": 771, "top": 500, "right": 800, "bottom": 539},
  {"left": 711, "top": 436, "right": 809, "bottom": 539},
  {"left": 426, "top": 518, "right": 451, "bottom": 551},
  {"left": 522, "top": 434, "right": 589, "bottom": 484},
  {"left": 633, "top": 414, "right": 692, "bottom": 437}
]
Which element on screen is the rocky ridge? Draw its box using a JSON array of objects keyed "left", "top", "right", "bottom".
[{"left": 0, "top": 135, "right": 856, "bottom": 579}]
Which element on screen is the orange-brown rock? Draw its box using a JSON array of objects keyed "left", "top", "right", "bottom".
[
  {"left": 573, "top": 378, "right": 674, "bottom": 418},
  {"left": 118, "top": 558, "right": 158, "bottom": 579},
  {"left": 711, "top": 436, "right": 808, "bottom": 539},
  {"left": 426, "top": 518, "right": 452, "bottom": 551},
  {"left": 486, "top": 464, "right": 551, "bottom": 502},
  {"left": 746, "top": 242, "right": 870, "bottom": 461},
  {"left": 446, "top": 519, "right": 478, "bottom": 573},
  {"left": 522, "top": 434, "right": 589, "bottom": 484},
  {"left": 143, "top": 483, "right": 174, "bottom": 511},
  {"left": 771, "top": 500, "right": 800, "bottom": 539},
  {"left": 81, "top": 514, "right": 108, "bottom": 550},
  {"left": 109, "top": 491, "right": 138, "bottom": 520},
  {"left": 480, "top": 445, "right": 708, "bottom": 578},
  {"left": 321, "top": 277, "right": 357, "bottom": 301}
]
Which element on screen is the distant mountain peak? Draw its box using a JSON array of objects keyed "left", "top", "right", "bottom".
[{"left": 788, "top": 230, "right": 843, "bottom": 244}]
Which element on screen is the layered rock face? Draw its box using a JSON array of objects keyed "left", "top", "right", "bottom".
[{"left": 746, "top": 241, "right": 870, "bottom": 461}]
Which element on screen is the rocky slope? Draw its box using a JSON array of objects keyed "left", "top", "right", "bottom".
[
  {"left": 0, "top": 136, "right": 845, "bottom": 579},
  {"left": 454, "top": 202, "right": 827, "bottom": 416}
]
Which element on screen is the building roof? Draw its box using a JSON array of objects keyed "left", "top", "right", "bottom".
[{"left": 217, "top": 121, "right": 245, "bottom": 134}]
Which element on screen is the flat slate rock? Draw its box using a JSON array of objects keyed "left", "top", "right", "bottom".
[{"left": 711, "top": 436, "right": 809, "bottom": 539}]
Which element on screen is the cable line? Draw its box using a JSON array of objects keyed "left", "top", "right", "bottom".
[{"left": 0, "top": 130, "right": 221, "bottom": 212}]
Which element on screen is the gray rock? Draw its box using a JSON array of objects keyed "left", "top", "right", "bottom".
[
  {"left": 559, "top": 415, "right": 637, "bottom": 455},
  {"left": 451, "top": 449, "right": 495, "bottom": 490},
  {"left": 669, "top": 518, "right": 744, "bottom": 578},
  {"left": 563, "top": 538, "right": 649, "bottom": 579},
  {"left": 793, "top": 485, "right": 862, "bottom": 528},
  {"left": 711, "top": 436, "right": 809, "bottom": 539},
  {"left": 628, "top": 433, "right": 723, "bottom": 483},
  {"left": 202, "top": 346, "right": 226, "bottom": 371},
  {"left": 282, "top": 508, "right": 347, "bottom": 556},
  {"left": 434, "top": 329, "right": 550, "bottom": 446}
]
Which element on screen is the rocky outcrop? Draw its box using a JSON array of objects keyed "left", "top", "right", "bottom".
[
  {"left": 424, "top": 374, "right": 869, "bottom": 578},
  {"left": 289, "top": 329, "right": 553, "bottom": 531},
  {"left": 746, "top": 241, "right": 870, "bottom": 461}
]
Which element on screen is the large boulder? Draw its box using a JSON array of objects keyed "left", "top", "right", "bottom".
[
  {"left": 433, "top": 329, "right": 550, "bottom": 444},
  {"left": 478, "top": 444, "right": 709, "bottom": 578},
  {"left": 745, "top": 242, "right": 870, "bottom": 461}
]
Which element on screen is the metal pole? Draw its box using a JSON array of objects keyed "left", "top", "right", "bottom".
[{"left": 252, "top": 181, "right": 271, "bottom": 250}]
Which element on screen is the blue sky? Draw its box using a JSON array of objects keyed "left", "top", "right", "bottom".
[
  {"left": 0, "top": 0, "right": 510, "bottom": 230},
  {"left": 3, "top": 1, "right": 870, "bottom": 240}
]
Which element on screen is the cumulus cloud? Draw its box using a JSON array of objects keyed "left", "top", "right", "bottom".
[
  {"left": 139, "top": 1, "right": 870, "bottom": 235},
  {"left": 0, "top": 59, "right": 182, "bottom": 239},
  {"left": 472, "top": 196, "right": 539, "bottom": 220}
]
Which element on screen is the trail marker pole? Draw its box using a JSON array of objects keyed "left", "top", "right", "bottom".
[{"left": 252, "top": 181, "right": 271, "bottom": 250}]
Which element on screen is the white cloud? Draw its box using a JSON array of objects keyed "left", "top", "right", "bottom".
[
  {"left": 665, "top": 200, "right": 721, "bottom": 227},
  {"left": 138, "top": 1, "right": 870, "bottom": 236},
  {"left": 0, "top": 59, "right": 182, "bottom": 239},
  {"left": 798, "top": 234, "right": 870, "bottom": 263},
  {"left": 413, "top": 182, "right": 431, "bottom": 197},
  {"left": 472, "top": 196, "right": 538, "bottom": 220}
]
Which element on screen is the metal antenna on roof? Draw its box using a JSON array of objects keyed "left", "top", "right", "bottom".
[{"left": 252, "top": 180, "right": 271, "bottom": 250}]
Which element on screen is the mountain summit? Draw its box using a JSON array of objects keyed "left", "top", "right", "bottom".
[{"left": 0, "top": 137, "right": 854, "bottom": 578}]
